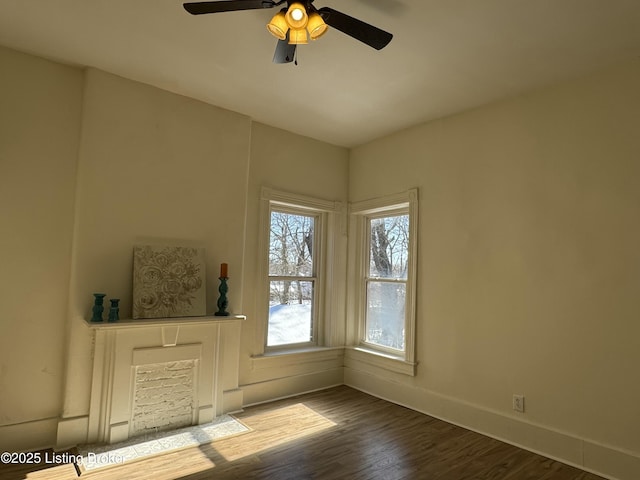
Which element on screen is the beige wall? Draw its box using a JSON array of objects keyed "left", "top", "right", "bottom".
[
  {"left": 0, "top": 46, "right": 84, "bottom": 450},
  {"left": 348, "top": 59, "right": 640, "bottom": 478}
]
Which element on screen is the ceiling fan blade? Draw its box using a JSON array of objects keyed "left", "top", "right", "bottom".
[
  {"left": 273, "top": 34, "right": 297, "bottom": 64},
  {"left": 183, "top": 0, "right": 275, "bottom": 15},
  {"left": 318, "top": 7, "right": 392, "bottom": 50}
]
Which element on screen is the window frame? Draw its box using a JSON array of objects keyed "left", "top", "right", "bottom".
[
  {"left": 258, "top": 187, "right": 340, "bottom": 354},
  {"left": 348, "top": 189, "right": 418, "bottom": 374}
]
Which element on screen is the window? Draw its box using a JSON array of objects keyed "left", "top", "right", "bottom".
[
  {"left": 349, "top": 189, "right": 418, "bottom": 374},
  {"left": 365, "top": 213, "right": 410, "bottom": 351},
  {"left": 267, "top": 209, "right": 317, "bottom": 346},
  {"left": 259, "top": 188, "right": 340, "bottom": 351}
]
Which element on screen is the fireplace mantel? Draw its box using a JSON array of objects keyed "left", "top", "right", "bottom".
[
  {"left": 57, "top": 314, "right": 245, "bottom": 448},
  {"left": 84, "top": 314, "right": 246, "bottom": 330}
]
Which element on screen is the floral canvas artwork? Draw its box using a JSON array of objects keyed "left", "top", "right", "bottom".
[{"left": 132, "top": 245, "right": 206, "bottom": 319}]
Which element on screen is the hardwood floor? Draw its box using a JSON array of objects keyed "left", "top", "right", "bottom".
[{"left": 0, "top": 386, "right": 604, "bottom": 480}]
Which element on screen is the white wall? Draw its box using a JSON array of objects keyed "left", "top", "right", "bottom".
[
  {"left": 240, "top": 122, "right": 349, "bottom": 405},
  {"left": 60, "top": 68, "right": 253, "bottom": 437},
  {"left": 0, "top": 48, "right": 349, "bottom": 451},
  {"left": 0, "top": 46, "right": 84, "bottom": 451},
  {"left": 3, "top": 42, "right": 638, "bottom": 480},
  {"left": 347, "top": 59, "right": 640, "bottom": 479}
]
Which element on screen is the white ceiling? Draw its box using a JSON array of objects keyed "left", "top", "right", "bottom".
[{"left": 1, "top": 0, "right": 639, "bottom": 147}]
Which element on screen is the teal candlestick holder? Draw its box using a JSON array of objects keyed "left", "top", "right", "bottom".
[
  {"left": 108, "top": 298, "right": 120, "bottom": 322},
  {"left": 91, "top": 293, "right": 106, "bottom": 322},
  {"left": 215, "top": 277, "right": 229, "bottom": 316}
]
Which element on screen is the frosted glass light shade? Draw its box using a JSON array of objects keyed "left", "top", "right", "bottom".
[
  {"left": 307, "top": 12, "right": 328, "bottom": 40},
  {"left": 267, "top": 11, "right": 289, "bottom": 40},
  {"left": 288, "top": 28, "right": 308, "bottom": 45},
  {"left": 286, "top": 3, "right": 308, "bottom": 29}
]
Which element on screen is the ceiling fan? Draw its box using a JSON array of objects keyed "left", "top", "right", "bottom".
[{"left": 183, "top": 0, "right": 393, "bottom": 63}]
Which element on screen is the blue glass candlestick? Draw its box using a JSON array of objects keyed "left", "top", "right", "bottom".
[
  {"left": 215, "top": 277, "right": 229, "bottom": 316},
  {"left": 91, "top": 293, "right": 106, "bottom": 322}
]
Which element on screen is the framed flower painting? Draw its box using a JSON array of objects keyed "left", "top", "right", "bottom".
[{"left": 132, "top": 245, "right": 207, "bottom": 319}]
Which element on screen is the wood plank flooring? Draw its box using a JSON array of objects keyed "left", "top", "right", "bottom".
[{"left": 0, "top": 386, "right": 604, "bottom": 480}]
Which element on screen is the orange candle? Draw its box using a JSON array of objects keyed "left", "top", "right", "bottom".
[{"left": 220, "top": 263, "right": 228, "bottom": 278}]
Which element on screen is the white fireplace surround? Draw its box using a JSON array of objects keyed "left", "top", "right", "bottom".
[{"left": 58, "top": 315, "right": 244, "bottom": 447}]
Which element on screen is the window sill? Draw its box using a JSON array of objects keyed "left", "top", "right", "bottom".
[
  {"left": 250, "top": 346, "right": 344, "bottom": 371},
  {"left": 344, "top": 346, "right": 417, "bottom": 376}
]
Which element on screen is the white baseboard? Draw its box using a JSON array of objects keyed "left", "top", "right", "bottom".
[
  {"left": 222, "top": 388, "right": 244, "bottom": 414},
  {"left": 345, "top": 368, "right": 640, "bottom": 480},
  {"left": 0, "top": 417, "right": 58, "bottom": 453},
  {"left": 241, "top": 367, "right": 344, "bottom": 407},
  {"left": 56, "top": 415, "right": 89, "bottom": 450}
]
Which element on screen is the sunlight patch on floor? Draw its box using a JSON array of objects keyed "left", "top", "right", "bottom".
[
  {"left": 75, "top": 414, "right": 248, "bottom": 472},
  {"left": 214, "top": 403, "right": 337, "bottom": 462},
  {"left": 23, "top": 403, "right": 337, "bottom": 478}
]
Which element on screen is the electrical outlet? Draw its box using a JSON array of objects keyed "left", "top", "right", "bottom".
[{"left": 513, "top": 394, "right": 525, "bottom": 413}]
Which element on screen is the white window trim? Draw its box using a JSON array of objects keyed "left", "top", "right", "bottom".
[
  {"left": 347, "top": 189, "right": 418, "bottom": 375},
  {"left": 255, "top": 187, "right": 343, "bottom": 356}
]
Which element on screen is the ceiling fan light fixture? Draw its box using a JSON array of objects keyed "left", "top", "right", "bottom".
[
  {"left": 285, "top": 2, "right": 308, "bottom": 29},
  {"left": 183, "top": 1, "right": 394, "bottom": 62},
  {"left": 267, "top": 10, "right": 289, "bottom": 40},
  {"left": 288, "top": 27, "right": 308, "bottom": 45},
  {"left": 306, "top": 12, "right": 327, "bottom": 40}
]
